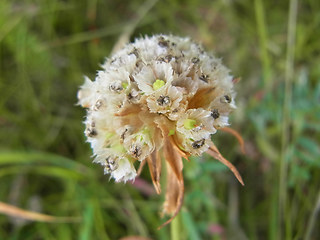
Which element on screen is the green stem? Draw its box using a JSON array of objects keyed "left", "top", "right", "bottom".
[
  {"left": 304, "top": 189, "right": 320, "bottom": 240},
  {"left": 171, "top": 214, "right": 181, "bottom": 240},
  {"left": 254, "top": 0, "right": 272, "bottom": 88},
  {"left": 279, "top": 0, "right": 298, "bottom": 239}
]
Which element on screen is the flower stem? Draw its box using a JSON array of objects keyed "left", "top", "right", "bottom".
[{"left": 171, "top": 213, "right": 181, "bottom": 240}]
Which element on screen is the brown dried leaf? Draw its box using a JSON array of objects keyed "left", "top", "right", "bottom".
[
  {"left": 158, "top": 137, "right": 184, "bottom": 229},
  {"left": 171, "top": 136, "right": 190, "bottom": 160},
  {"left": 188, "top": 87, "right": 218, "bottom": 109},
  {"left": 220, "top": 127, "right": 246, "bottom": 154},
  {"left": 163, "top": 137, "right": 183, "bottom": 181},
  {"left": 163, "top": 161, "right": 184, "bottom": 212},
  {"left": 146, "top": 150, "right": 162, "bottom": 194},
  {"left": 114, "top": 104, "right": 141, "bottom": 117},
  {"left": 152, "top": 127, "right": 165, "bottom": 153},
  {"left": 137, "top": 158, "right": 147, "bottom": 176},
  {"left": 0, "top": 201, "right": 80, "bottom": 223},
  {"left": 207, "top": 143, "right": 244, "bottom": 186},
  {"left": 154, "top": 116, "right": 174, "bottom": 137},
  {"left": 158, "top": 161, "right": 184, "bottom": 229}
]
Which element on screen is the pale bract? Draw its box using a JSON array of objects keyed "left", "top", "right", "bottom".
[{"left": 78, "top": 35, "right": 241, "bottom": 224}]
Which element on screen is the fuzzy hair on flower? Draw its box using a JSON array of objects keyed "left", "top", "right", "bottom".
[{"left": 77, "top": 34, "right": 244, "bottom": 227}]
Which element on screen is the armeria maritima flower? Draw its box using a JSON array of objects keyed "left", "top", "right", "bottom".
[{"left": 78, "top": 34, "right": 244, "bottom": 227}]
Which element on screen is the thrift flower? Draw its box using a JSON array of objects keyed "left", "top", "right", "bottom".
[{"left": 77, "top": 34, "right": 244, "bottom": 227}]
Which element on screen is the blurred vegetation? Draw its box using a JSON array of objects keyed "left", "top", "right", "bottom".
[{"left": 0, "top": 0, "right": 319, "bottom": 239}]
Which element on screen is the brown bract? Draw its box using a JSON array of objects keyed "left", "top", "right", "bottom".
[{"left": 143, "top": 115, "right": 244, "bottom": 228}]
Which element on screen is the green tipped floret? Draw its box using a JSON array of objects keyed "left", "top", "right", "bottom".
[
  {"left": 184, "top": 119, "right": 197, "bottom": 130},
  {"left": 106, "top": 132, "right": 115, "bottom": 140},
  {"left": 113, "top": 143, "right": 126, "bottom": 153},
  {"left": 153, "top": 79, "right": 165, "bottom": 90},
  {"left": 122, "top": 82, "right": 128, "bottom": 89}
]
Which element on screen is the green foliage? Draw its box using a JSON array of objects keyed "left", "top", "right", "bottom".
[{"left": 0, "top": 0, "right": 319, "bottom": 239}]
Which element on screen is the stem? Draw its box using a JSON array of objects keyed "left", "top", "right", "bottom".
[
  {"left": 171, "top": 213, "right": 181, "bottom": 240},
  {"left": 254, "top": 0, "right": 272, "bottom": 88},
  {"left": 279, "top": 0, "right": 298, "bottom": 239},
  {"left": 304, "top": 189, "right": 320, "bottom": 240}
]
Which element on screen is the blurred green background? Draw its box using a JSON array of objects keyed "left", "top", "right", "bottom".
[{"left": 0, "top": 0, "right": 319, "bottom": 239}]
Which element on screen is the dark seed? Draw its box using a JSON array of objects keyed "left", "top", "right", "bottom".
[
  {"left": 192, "top": 139, "right": 205, "bottom": 149},
  {"left": 130, "top": 145, "right": 142, "bottom": 158},
  {"left": 211, "top": 109, "right": 220, "bottom": 119},
  {"left": 224, "top": 95, "right": 231, "bottom": 103},
  {"left": 86, "top": 128, "right": 97, "bottom": 137},
  {"left": 106, "top": 157, "right": 114, "bottom": 165},
  {"left": 165, "top": 54, "right": 173, "bottom": 63},
  {"left": 158, "top": 36, "right": 169, "bottom": 48},
  {"left": 120, "top": 128, "right": 128, "bottom": 140},
  {"left": 129, "top": 48, "right": 139, "bottom": 58},
  {"left": 105, "top": 157, "right": 118, "bottom": 172},
  {"left": 157, "top": 95, "right": 170, "bottom": 106},
  {"left": 94, "top": 100, "right": 103, "bottom": 110},
  {"left": 157, "top": 55, "right": 174, "bottom": 63},
  {"left": 109, "top": 83, "right": 123, "bottom": 92},
  {"left": 157, "top": 57, "right": 165, "bottom": 62},
  {"left": 105, "top": 166, "right": 111, "bottom": 173},
  {"left": 199, "top": 74, "right": 209, "bottom": 83},
  {"left": 191, "top": 57, "right": 200, "bottom": 64},
  {"left": 128, "top": 89, "right": 140, "bottom": 102},
  {"left": 129, "top": 75, "right": 135, "bottom": 82}
]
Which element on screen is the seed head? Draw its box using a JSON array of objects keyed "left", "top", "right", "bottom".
[{"left": 78, "top": 35, "right": 242, "bottom": 226}]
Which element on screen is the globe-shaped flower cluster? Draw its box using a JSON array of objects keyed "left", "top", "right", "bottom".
[{"left": 78, "top": 35, "right": 243, "bottom": 225}]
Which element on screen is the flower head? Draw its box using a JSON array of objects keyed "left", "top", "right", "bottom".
[{"left": 78, "top": 34, "right": 243, "bottom": 226}]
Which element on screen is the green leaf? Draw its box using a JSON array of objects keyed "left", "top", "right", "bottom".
[
  {"left": 298, "top": 137, "right": 320, "bottom": 156},
  {"left": 0, "top": 151, "right": 91, "bottom": 176}
]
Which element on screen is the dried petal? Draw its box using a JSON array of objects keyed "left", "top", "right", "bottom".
[
  {"left": 160, "top": 137, "right": 184, "bottom": 228},
  {"left": 206, "top": 143, "right": 244, "bottom": 186},
  {"left": 221, "top": 127, "right": 246, "bottom": 154},
  {"left": 146, "top": 150, "right": 162, "bottom": 194}
]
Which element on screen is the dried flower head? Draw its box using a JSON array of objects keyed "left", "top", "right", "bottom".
[{"left": 78, "top": 34, "right": 243, "bottom": 227}]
